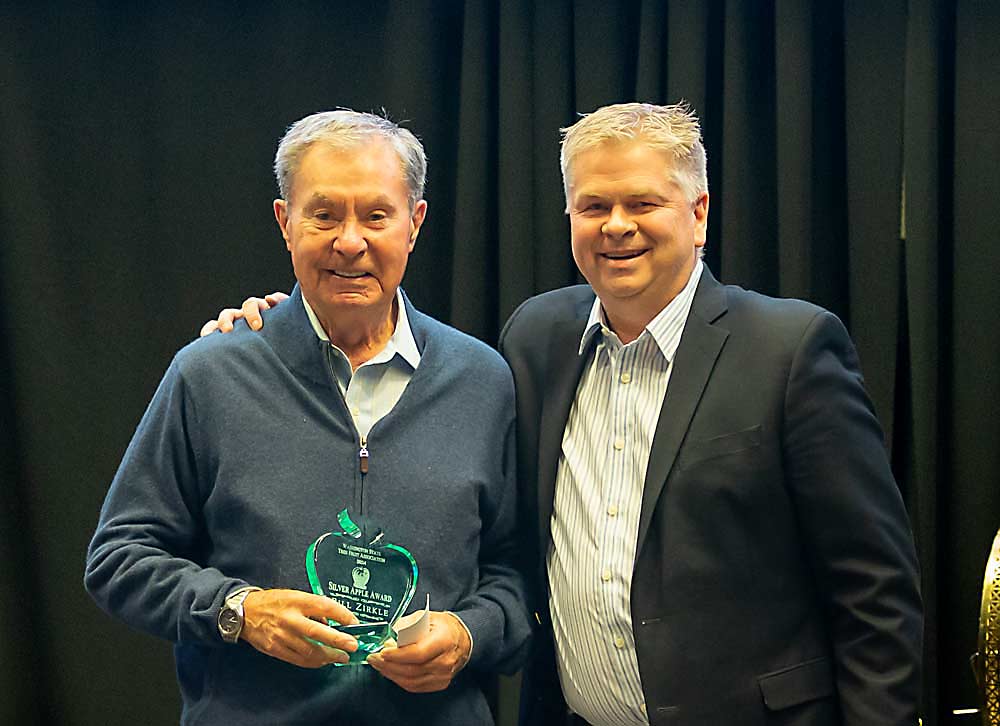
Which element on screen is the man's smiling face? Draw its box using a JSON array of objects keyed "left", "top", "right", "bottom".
[
  {"left": 567, "top": 138, "right": 707, "bottom": 331},
  {"left": 273, "top": 138, "right": 426, "bottom": 329}
]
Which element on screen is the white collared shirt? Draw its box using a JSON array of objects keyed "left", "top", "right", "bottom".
[
  {"left": 302, "top": 288, "right": 420, "bottom": 439},
  {"left": 548, "top": 261, "right": 703, "bottom": 726}
]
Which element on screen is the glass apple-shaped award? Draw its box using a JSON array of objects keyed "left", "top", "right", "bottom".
[{"left": 305, "top": 509, "right": 418, "bottom": 665}]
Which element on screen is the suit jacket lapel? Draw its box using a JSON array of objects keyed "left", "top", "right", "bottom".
[
  {"left": 536, "top": 308, "right": 592, "bottom": 562},
  {"left": 635, "top": 270, "right": 730, "bottom": 554}
]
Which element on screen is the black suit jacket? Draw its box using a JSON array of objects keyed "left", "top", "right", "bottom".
[{"left": 498, "top": 268, "right": 922, "bottom": 726}]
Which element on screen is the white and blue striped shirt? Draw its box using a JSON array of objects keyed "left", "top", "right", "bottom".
[{"left": 548, "top": 261, "right": 703, "bottom": 726}]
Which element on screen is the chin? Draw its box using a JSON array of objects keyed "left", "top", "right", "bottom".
[{"left": 596, "top": 276, "right": 647, "bottom": 297}]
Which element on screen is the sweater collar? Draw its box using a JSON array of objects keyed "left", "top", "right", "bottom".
[
  {"left": 300, "top": 288, "right": 421, "bottom": 372},
  {"left": 263, "top": 284, "right": 431, "bottom": 387}
]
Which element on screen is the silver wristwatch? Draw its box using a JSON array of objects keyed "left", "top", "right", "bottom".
[{"left": 217, "top": 587, "right": 257, "bottom": 644}]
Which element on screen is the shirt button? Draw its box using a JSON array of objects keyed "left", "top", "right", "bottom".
[
  {"left": 640, "top": 703, "right": 647, "bottom": 715},
  {"left": 620, "top": 372, "right": 631, "bottom": 384},
  {"left": 601, "top": 568, "right": 612, "bottom": 582},
  {"left": 614, "top": 635, "right": 626, "bottom": 649},
  {"left": 607, "top": 504, "right": 619, "bottom": 517},
  {"left": 613, "top": 438, "right": 625, "bottom": 450}
]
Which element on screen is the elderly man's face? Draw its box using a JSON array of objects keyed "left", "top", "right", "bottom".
[
  {"left": 274, "top": 139, "right": 426, "bottom": 329},
  {"left": 567, "top": 139, "right": 708, "bottom": 329}
]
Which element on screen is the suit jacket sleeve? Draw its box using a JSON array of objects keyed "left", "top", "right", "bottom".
[{"left": 783, "top": 310, "right": 922, "bottom": 725}]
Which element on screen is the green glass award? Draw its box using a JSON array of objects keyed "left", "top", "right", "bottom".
[{"left": 306, "top": 509, "right": 418, "bottom": 665}]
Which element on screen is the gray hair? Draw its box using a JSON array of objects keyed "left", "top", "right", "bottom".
[
  {"left": 273, "top": 109, "right": 427, "bottom": 209},
  {"left": 560, "top": 102, "right": 708, "bottom": 203}
]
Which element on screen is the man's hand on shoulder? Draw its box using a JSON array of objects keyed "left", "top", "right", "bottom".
[
  {"left": 240, "top": 588, "right": 359, "bottom": 668},
  {"left": 199, "top": 291, "right": 289, "bottom": 337},
  {"left": 367, "top": 611, "right": 471, "bottom": 693}
]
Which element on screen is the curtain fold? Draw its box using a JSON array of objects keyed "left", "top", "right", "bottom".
[
  {"left": 843, "top": 0, "right": 907, "bottom": 447},
  {"left": 948, "top": 0, "right": 1000, "bottom": 720}
]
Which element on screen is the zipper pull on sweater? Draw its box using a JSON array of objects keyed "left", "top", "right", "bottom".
[{"left": 359, "top": 436, "right": 369, "bottom": 474}]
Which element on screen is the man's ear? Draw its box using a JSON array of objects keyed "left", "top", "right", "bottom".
[
  {"left": 693, "top": 192, "right": 709, "bottom": 248},
  {"left": 408, "top": 199, "right": 428, "bottom": 251},
  {"left": 273, "top": 199, "right": 291, "bottom": 249}
]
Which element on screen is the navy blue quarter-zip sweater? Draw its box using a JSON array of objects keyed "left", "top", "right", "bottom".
[{"left": 85, "top": 286, "right": 531, "bottom": 725}]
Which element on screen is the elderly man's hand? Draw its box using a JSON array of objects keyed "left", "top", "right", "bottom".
[
  {"left": 366, "top": 611, "right": 471, "bottom": 692},
  {"left": 199, "top": 292, "right": 289, "bottom": 337},
  {"left": 240, "top": 588, "right": 360, "bottom": 668}
]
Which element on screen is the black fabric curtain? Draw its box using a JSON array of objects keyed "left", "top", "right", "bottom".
[{"left": 1, "top": 2, "right": 996, "bottom": 724}]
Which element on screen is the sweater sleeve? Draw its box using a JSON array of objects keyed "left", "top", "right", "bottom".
[
  {"left": 84, "top": 356, "right": 247, "bottom": 645},
  {"left": 450, "top": 415, "right": 533, "bottom": 674}
]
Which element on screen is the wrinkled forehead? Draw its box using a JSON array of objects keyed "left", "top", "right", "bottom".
[{"left": 289, "top": 138, "right": 408, "bottom": 196}]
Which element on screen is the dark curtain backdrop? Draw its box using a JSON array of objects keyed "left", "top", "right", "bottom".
[{"left": 1, "top": 2, "right": 997, "bottom": 724}]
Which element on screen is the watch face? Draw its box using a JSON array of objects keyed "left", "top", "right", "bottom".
[{"left": 220, "top": 608, "right": 240, "bottom": 635}]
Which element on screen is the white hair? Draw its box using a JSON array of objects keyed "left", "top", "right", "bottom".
[{"left": 274, "top": 109, "right": 427, "bottom": 208}]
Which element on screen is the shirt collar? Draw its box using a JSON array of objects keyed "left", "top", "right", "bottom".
[
  {"left": 579, "top": 259, "right": 704, "bottom": 362},
  {"left": 301, "top": 288, "right": 422, "bottom": 371}
]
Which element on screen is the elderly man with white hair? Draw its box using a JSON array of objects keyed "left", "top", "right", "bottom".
[{"left": 85, "top": 110, "right": 531, "bottom": 725}]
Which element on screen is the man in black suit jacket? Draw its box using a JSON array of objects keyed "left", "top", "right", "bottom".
[
  {"left": 203, "top": 102, "right": 922, "bottom": 725},
  {"left": 498, "top": 103, "right": 921, "bottom": 725}
]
